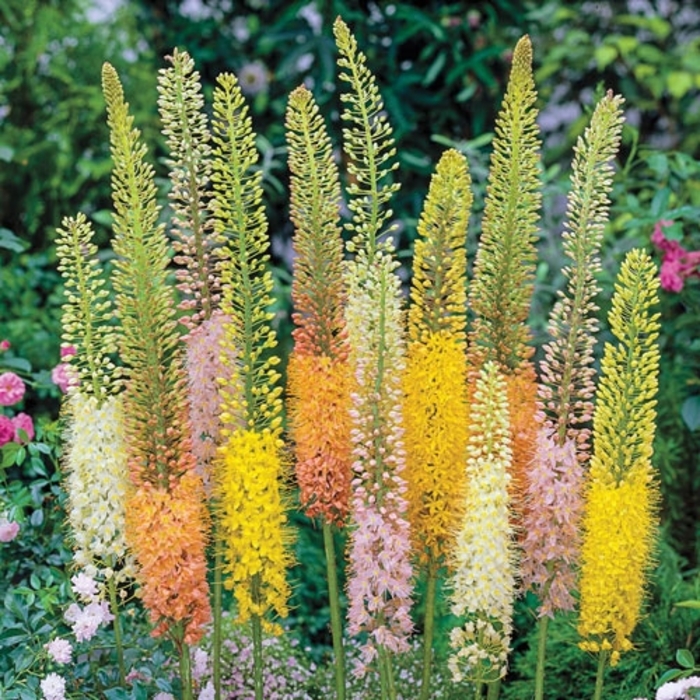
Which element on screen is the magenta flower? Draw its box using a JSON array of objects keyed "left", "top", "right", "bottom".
[
  {"left": 60, "top": 345, "right": 77, "bottom": 359},
  {"left": 0, "top": 340, "right": 9, "bottom": 351},
  {"left": 12, "top": 412, "right": 34, "bottom": 444},
  {"left": 0, "top": 371, "right": 25, "bottom": 406},
  {"left": 0, "top": 415, "right": 14, "bottom": 447},
  {"left": 0, "top": 517, "right": 20, "bottom": 543},
  {"left": 652, "top": 220, "right": 700, "bottom": 292}
]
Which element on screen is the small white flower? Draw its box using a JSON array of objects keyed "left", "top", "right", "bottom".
[
  {"left": 192, "top": 647, "right": 209, "bottom": 681},
  {"left": 44, "top": 638, "right": 73, "bottom": 664},
  {"left": 153, "top": 693, "right": 175, "bottom": 700},
  {"left": 198, "top": 681, "right": 215, "bottom": 700},
  {"left": 40, "top": 672, "right": 66, "bottom": 700},
  {"left": 71, "top": 571, "right": 98, "bottom": 601},
  {"left": 238, "top": 61, "right": 269, "bottom": 96}
]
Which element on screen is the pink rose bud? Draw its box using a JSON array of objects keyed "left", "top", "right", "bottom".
[{"left": 0, "top": 340, "right": 10, "bottom": 351}]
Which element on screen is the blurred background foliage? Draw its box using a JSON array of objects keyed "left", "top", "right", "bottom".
[{"left": 1, "top": 0, "right": 699, "bottom": 694}]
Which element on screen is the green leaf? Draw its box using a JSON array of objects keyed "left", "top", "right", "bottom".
[
  {"left": 668, "top": 71, "right": 695, "bottom": 99},
  {"left": 676, "top": 599, "right": 700, "bottom": 609},
  {"left": 594, "top": 44, "right": 618, "bottom": 70},
  {"left": 650, "top": 187, "right": 670, "bottom": 217},
  {"left": 0, "top": 626, "right": 29, "bottom": 646},
  {"left": 677, "top": 648, "right": 696, "bottom": 668},
  {"left": 0, "top": 228, "right": 29, "bottom": 253},
  {"left": 658, "top": 668, "right": 685, "bottom": 685},
  {"left": 681, "top": 396, "right": 700, "bottom": 431}
]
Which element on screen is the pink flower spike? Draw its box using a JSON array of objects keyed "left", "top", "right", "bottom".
[
  {"left": 0, "top": 340, "right": 9, "bottom": 351},
  {"left": 0, "top": 518, "right": 20, "bottom": 543},
  {"left": 44, "top": 638, "right": 73, "bottom": 664},
  {"left": 0, "top": 415, "right": 14, "bottom": 447},
  {"left": 0, "top": 372, "right": 25, "bottom": 406},
  {"left": 12, "top": 413, "right": 34, "bottom": 444}
]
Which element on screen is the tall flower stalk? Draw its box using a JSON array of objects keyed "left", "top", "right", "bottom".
[
  {"left": 403, "top": 149, "right": 472, "bottom": 700},
  {"left": 334, "top": 18, "right": 414, "bottom": 696},
  {"left": 577, "top": 248, "right": 661, "bottom": 699},
  {"left": 285, "top": 84, "right": 353, "bottom": 700},
  {"left": 55, "top": 212, "right": 132, "bottom": 684},
  {"left": 211, "top": 70, "right": 294, "bottom": 700},
  {"left": 522, "top": 91, "right": 625, "bottom": 700},
  {"left": 467, "top": 35, "right": 542, "bottom": 517},
  {"left": 102, "top": 62, "right": 211, "bottom": 698},
  {"left": 448, "top": 361, "right": 515, "bottom": 697},
  {"left": 157, "top": 49, "right": 234, "bottom": 698}
]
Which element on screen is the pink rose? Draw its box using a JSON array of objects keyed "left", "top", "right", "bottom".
[
  {"left": 0, "top": 415, "right": 14, "bottom": 446},
  {"left": 12, "top": 413, "right": 34, "bottom": 444},
  {"left": 0, "top": 518, "right": 20, "bottom": 543},
  {"left": 0, "top": 372, "right": 25, "bottom": 406}
]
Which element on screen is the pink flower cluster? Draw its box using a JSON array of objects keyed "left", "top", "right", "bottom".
[
  {"left": 520, "top": 429, "right": 584, "bottom": 617},
  {"left": 0, "top": 363, "right": 34, "bottom": 447},
  {"left": 652, "top": 220, "right": 700, "bottom": 292},
  {"left": 0, "top": 412, "right": 34, "bottom": 447}
]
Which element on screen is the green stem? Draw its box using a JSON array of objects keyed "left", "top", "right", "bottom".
[
  {"left": 534, "top": 614, "right": 549, "bottom": 700},
  {"left": 378, "top": 645, "right": 397, "bottom": 700},
  {"left": 419, "top": 556, "right": 438, "bottom": 700},
  {"left": 180, "top": 641, "right": 193, "bottom": 700},
  {"left": 107, "top": 576, "right": 126, "bottom": 686},
  {"left": 475, "top": 681, "right": 484, "bottom": 699},
  {"left": 323, "top": 522, "right": 346, "bottom": 700},
  {"left": 486, "top": 678, "right": 501, "bottom": 700},
  {"left": 213, "top": 538, "right": 223, "bottom": 700},
  {"left": 592, "top": 651, "right": 608, "bottom": 700},
  {"left": 251, "top": 577, "right": 264, "bottom": 700}
]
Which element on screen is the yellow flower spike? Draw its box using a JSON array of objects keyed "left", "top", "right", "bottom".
[
  {"left": 404, "top": 149, "right": 472, "bottom": 564},
  {"left": 211, "top": 69, "right": 294, "bottom": 633},
  {"left": 216, "top": 430, "right": 293, "bottom": 625},
  {"left": 578, "top": 248, "right": 661, "bottom": 663}
]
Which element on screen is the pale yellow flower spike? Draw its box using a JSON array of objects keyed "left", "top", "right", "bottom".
[{"left": 578, "top": 248, "right": 661, "bottom": 665}]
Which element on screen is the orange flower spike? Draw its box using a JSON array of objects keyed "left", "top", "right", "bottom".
[
  {"left": 287, "top": 354, "right": 353, "bottom": 525},
  {"left": 504, "top": 362, "right": 540, "bottom": 512},
  {"left": 125, "top": 471, "right": 211, "bottom": 645},
  {"left": 285, "top": 85, "right": 354, "bottom": 525}
]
